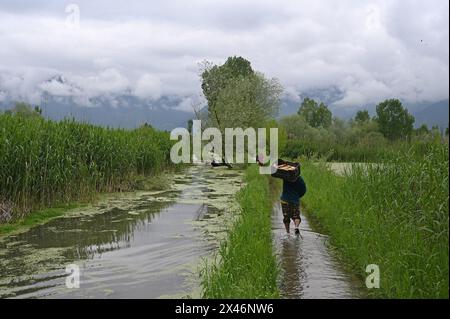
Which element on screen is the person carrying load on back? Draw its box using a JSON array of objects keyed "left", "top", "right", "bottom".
[
  {"left": 280, "top": 174, "right": 306, "bottom": 235},
  {"left": 257, "top": 157, "right": 306, "bottom": 235}
]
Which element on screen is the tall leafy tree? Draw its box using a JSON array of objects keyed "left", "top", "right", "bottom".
[
  {"left": 298, "top": 97, "right": 332, "bottom": 128},
  {"left": 315, "top": 102, "right": 332, "bottom": 128},
  {"left": 375, "top": 99, "right": 415, "bottom": 140},
  {"left": 354, "top": 110, "right": 370, "bottom": 123},
  {"left": 416, "top": 124, "right": 429, "bottom": 136},
  {"left": 201, "top": 56, "right": 254, "bottom": 130},
  {"left": 200, "top": 56, "right": 282, "bottom": 163},
  {"left": 211, "top": 73, "right": 281, "bottom": 128},
  {"left": 297, "top": 97, "right": 316, "bottom": 125}
]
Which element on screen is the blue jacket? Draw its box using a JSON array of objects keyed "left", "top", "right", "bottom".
[{"left": 280, "top": 176, "right": 306, "bottom": 205}]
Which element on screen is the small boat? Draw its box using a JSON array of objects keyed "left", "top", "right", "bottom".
[{"left": 211, "top": 160, "right": 232, "bottom": 168}]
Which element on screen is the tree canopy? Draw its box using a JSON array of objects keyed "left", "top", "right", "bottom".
[
  {"left": 201, "top": 56, "right": 254, "bottom": 122},
  {"left": 199, "top": 56, "right": 282, "bottom": 164},
  {"left": 200, "top": 56, "right": 281, "bottom": 131},
  {"left": 297, "top": 97, "right": 332, "bottom": 128},
  {"left": 375, "top": 99, "right": 415, "bottom": 140},
  {"left": 354, "top": 110, "right": 370, "bottom": 124}
]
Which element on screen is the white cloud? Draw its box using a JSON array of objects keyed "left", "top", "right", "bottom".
[
  {"left": 174, "top": 97, "right": 195, "bottom": 112},
  {"left": 283, "top": 86, "right": 302, "bottom": 103},
  {"left": 72, "top": 68, "right": 130, "bottom": 96},
  {"left": 133, "top": 74, "right": 162, "bottom": 100},
  {"left": 0, "top": 0, "right": 448, "bottom": 108},
  {"left": 173, "top": 95, "right": 207, "bottom": 112}
]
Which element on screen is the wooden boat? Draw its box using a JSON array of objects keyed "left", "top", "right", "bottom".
[{"left": 211, "top": 160, "right": 233, "bottom": 168}]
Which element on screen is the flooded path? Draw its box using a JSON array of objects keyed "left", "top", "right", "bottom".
[
  {"left": 0, "top": 166, "right": 242, "bottom": 299},
  {"left": 272, "top": 204, "right": 363, "bottom": 299},
  {"left": 1, "top": 164, "right": 364, "bottom": 299}
]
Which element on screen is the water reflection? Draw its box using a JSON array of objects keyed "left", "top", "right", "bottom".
[
  {"left": 279, "top": 237, "right": 306, "bottom": 298},
  {"left": 272, "top": 204, "right": 363, "bottom": 299},
  {"left": 0, "top": 166, "right": 243, "bottom": 299}
]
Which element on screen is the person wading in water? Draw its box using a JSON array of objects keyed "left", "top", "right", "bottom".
[
  {"left": 257, "top": 157, "right": 306, "bottom": 235},
  {"left": 280, "top": 175, "right": 306, "bottom": 235}
]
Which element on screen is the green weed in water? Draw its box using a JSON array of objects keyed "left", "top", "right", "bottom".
[{"left": 0, "top": 114, "right": 175, "bottom": 222}]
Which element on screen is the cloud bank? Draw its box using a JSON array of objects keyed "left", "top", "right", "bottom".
[{"left": 0, "top": 0, "right": 448, "bottom": 110}]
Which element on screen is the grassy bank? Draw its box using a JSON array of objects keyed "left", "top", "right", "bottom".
[
  {"left": 282, "top": 138, "right": 403, "bottom": 162},
  {"left": 0, "top": 203, "right": 83, "bottom": 236},
  {"left": 0, "top": 165, "right": 180, "bottom": 237},
  {"left": 0, "top": 114, "right": 174, "bottom": 223},
  {"left": 300, "top": 142, "right": 449, "bottom": 298},
  {"left": 201, "top": 166, "right": 279, "bottom": 298}
]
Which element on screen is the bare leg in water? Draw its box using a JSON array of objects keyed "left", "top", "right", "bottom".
[
  {"left": 284, "top": 218, "right": 301, "bottom": 234},
  {"left": 284, "top": 221, "right": 290, "bottom": 234},
  {"left": 293, "top": 218, "right": 301, "bottom": 235}
]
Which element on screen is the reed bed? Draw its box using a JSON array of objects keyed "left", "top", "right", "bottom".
[
  {"left": 0, "top": 114, "right": 174, "bottom": 221},
  {"left": 300, "top": 141, "right": 449, "bottom": 298}
]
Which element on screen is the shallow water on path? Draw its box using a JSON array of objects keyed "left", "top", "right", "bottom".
[{"left": 272, "top": 204, "right": 364, "bottom": 299}]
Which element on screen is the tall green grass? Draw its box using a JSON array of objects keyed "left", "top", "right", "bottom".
[
  {"left": 301, "top": 141, "right": 449, "bottom": 298},
  {"left": 282, "top": 138, "right": 411, "bottom": 162},
  {"left": 201, "top": 166, "right": 279, "bottom": 298},
  {"left": 0, "top": 114, "right": 174, "bottom": 221}
]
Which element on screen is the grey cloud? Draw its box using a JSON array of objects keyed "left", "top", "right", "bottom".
[{"left": 0, "top": 0, "right": 448, "bottom": 110}]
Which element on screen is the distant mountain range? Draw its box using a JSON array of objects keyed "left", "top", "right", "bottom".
[
  {"left": 0, "top": 81, "right": 448, "bottom": 130},
  {"left": 413, "top": 100, "right": 449, "bottom": 129},
  {"left": 0, "top": 95, "right": 195, "bottom": 131},
  {"left": 0, "top": 73, "right": 197, "bottom": 131}
]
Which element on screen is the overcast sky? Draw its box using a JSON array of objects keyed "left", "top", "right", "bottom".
[{"left": 0, "top": 0, "right": 448, "bottom": 111}]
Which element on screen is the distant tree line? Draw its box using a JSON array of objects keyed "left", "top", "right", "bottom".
[{"left": 281, "top": 97, "right": 448, "bottom": 161}]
